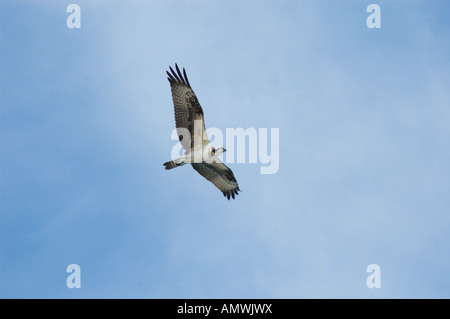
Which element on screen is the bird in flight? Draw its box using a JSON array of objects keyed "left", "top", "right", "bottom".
[{"left": 163, "top": 64, "right": 240, "bottom": 200}]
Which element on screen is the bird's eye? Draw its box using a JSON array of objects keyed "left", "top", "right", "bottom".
[{"left": 211, "top": 148, "right": 216, "bottom": 155}]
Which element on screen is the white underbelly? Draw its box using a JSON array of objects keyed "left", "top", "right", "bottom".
[{"left": 184, "top": 147, "right": 214, "bottom": 163}]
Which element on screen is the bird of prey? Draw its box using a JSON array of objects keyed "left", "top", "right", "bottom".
[{"left": 163, "top": 64, "right": 240, "bottom": 200}]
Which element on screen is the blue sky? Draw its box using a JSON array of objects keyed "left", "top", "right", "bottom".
[{"left": 1, "top": 0, "right": 449, "bottom": 298}]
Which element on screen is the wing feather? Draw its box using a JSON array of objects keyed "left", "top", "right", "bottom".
[
  {"left": 167, "top": 64, "right": 208, "bottom": 152},
  {"left": 191, "top": 161, "right": 241, "bottom": 200}
]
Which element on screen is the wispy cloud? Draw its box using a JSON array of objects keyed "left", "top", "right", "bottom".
[{"left": 1, "top": 0, "right": 449, "bottom": 298}]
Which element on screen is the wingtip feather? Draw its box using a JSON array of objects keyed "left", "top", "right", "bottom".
[{"left": 167, "top": 63, "right": 191, "bottom": 88}]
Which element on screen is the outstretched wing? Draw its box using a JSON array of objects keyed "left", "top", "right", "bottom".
[
  {"left": 191, "top": 160, "right": 241, "bottom": 200},
  {"left": 167, "top": 64, "right": 208, "bottom": 152}
]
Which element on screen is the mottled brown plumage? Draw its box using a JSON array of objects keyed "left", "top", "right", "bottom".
[
  {"left": 167, "top": 64, "right": 207, "bottom": 151},
  {"left": 165, "top": 64, "right": 240, "bottom": 200}
]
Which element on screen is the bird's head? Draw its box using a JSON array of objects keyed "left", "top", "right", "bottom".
[{"left": 211, "top": 147, "right": 226, "bottom": 156}]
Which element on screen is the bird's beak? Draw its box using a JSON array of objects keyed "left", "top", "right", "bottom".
[{"left": 223, "top": 148, "right": 227, "bottom": 152}]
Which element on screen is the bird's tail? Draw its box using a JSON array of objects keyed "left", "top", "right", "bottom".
[{"left": 163, "top": 160, "right": 181, "bottom": 170}]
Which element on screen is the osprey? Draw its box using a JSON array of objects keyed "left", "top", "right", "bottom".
[{"left": 163, "top": 64, "right": 241, "bottom": 200}]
